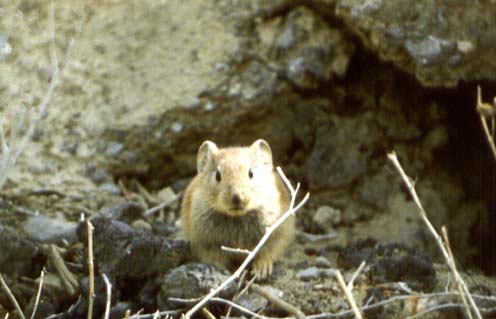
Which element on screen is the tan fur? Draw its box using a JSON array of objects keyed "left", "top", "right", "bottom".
[{"left": 180, "top": 139, "right": 294, "bottom": 278}]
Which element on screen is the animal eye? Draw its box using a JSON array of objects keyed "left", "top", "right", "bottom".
[
  {"left": 248, "top": 168, "right": 254, "bottom": 179},
  {"left": 215, "top": 170, "right": 221, "bottom": 182}
]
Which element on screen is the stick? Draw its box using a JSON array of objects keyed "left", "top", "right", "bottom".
[
  {"left": 441, "top": 226, "right": 472, "bottom": 319},
  {"left": 201, "top": 308, "right": 216, "bottom": 319},
  {"left": 334, "top": 270, "right": 362, "bottom": 319},
  {"left": 387, "top": 152, "right": 482, "bottom": 319},
  {"left": 30, "top": 270, "right": 45, "bottom": 319},
  {"left": 251, "top": 284, "right": 306, "bottom": 319},
  {"left": 49, "top": 244, "right": 78, "bottom": 296},
  {"left": 477, "top": 86, "right": 496, "bottom": 161},
  {"left": 182, "top": 167, "right": 309, "bottom": 319},
  {"left": 347, "top": 261, "right": 366, "bottom": 291},
  {"left": 0, "top": 274, "right": 26, "bottom": 319},
  {"left": 102, "top": 274, "right": 112, "bottom": 319},
  {"left": 87, "top": 220, "right": 95, "bottom": 319},
  {"left": 221, "top": 246, "right": 251, "bottom": 255}
]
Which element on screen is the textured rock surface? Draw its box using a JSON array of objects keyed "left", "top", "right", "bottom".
[{"left": 335, "top": 0, "right": 496, "bottom": 87}]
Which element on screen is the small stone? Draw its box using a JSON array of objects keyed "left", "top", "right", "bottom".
[
  {"left": 183, "top": 96, "right": 201, "bottom": 109},
  {"left": 23, "top": 215, "right": 77, "bottom": 243},
  {"left": 99, "top": 182, "right": 122, "bottom": 195},
  {"left": 156, "top": 187, "right": 178, "bottom": 206},
  {"left": 313, "top": 205, "right": 342, "bottom": 228},
  {"left": 131, "top": 219, "right": 152, "bottom": 231},
  {"left": 170, "top": 122, "right": 183, "bottom": 133},
  {"left": 0, "top": 33, "right": 12, "bottom": 59},
  {"left": 85, "top": 164, "right": 108, "bottom": 184},
  {"left": 105, "top": 142, "right": 124, "bottom": 157},
  {"left": 457, "top": 40, "right": 474, "bottom": 53},
  {"left": 405, "top": 36, "right": 453, "bottom": 66},
  {"left": 237, "top": 292, "right": 268, "bottom": 313},
  {"left": 204, "top": 101, "right": 216, "bottom": 111},
  {"left": 297, "top": 267, "right": 321, "bottom": 281},
  {"left": 315, "top": 256, "right": 331, "bottom": 268}
]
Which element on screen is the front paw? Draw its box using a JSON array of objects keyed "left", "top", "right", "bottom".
[{"left": 252, "top": 255, "right": 274, "bottom": 279}]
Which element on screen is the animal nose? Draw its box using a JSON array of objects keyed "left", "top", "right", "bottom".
[{"left": 231, "top": 194, "right": 242, "bottom": 207}]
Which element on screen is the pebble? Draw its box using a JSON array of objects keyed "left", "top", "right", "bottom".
[
  {"left": 315, "top": 256, "right": 332, "bottom": 268},
  {"left": 99, "top": 182, "right": 122, "bottom": 195},
  {"left": 297, "top": 267, "right": 336, "bottom": 281},
  {"left": 313, "top": 205, "right": 342, "bottom": 228},
  {"left": 23, "top": 215, "right": 77, "bottom": 243}
]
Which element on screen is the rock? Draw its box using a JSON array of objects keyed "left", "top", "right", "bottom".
[
  {"left": 297, "top": 267, "right": 320, "bottom": 281},
  {"left": 315, "top": 256, "right": 332, "bottom": 268},
  {"left": 336, "top": 0, "right": 496, "bottom": 87},
  {"left": 131, "top": 219, "right": 152, "bottom": 231},
  {"left": 272, "top": 7, "right": 353, "bottom": 89},
  {"left": 313, "top": 206, "right": 342, "bottom": 230},
  {"left": 237, "top": 292, "right": 268, "bottom": 313},
  {"left": 77, "top": 217, "right": 190, "bottom": 279},
  {"left": 99, "top": 182, "right": 122, "bottom": 195},
  {"left": 0, "top": 33, "right": 12, "bottom": 59},
  {"left": 0, "top": 224, "right": 40, "bottom": 276},
  {"left": 23, "top": 215, "right": 77, "bottom": 243},
  {"left": 158, "top": 263, "right": 236, "bottom": 309},
  {"left": 305, "top": 114, "right": 383, "bottom": 189},
  {"left": 85, "top": 163, "right": 108, "bottom": 184},
  {"left": 340, "top": 240, "right": 436, "bottom": 291},
  {"left": 103, "top": 201, "right": 144, "bottom": 223},
  {"left": 105, "top": 142, "right": 124, "bottom": 157}
]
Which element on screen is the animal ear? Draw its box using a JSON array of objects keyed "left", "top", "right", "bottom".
[
  {"left": 197, "top": 141, "right": 218, "bottom": 173},
  {"left": 251, "top": 139, "right": 273, "bottom": 165}
]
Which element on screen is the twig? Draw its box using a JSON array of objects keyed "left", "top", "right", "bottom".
[
  {"left": 102, "top": 274, "right": 112, "bottom": 319},
  {"left": 170, "top": 297, "right": 272, "bottom": 319},
  {"left": 347, "top": 261, "right": 366, "bottom": 291},
  {"left": 201, "top": 307, "right": 216, "bottom": 319},
  {"left": 387, "top": 152, "right": 482, "bottom": 319},
  {"left": 87, "top": 220, "right": 95, "bottom": 319},
  {"left": 183, "top": 166, "right": 309, "bottom": 319},
  {"left": 0, "top": 274, "right": 26, "bottom": 319},
  {"left": 49, "top": 244, "right": 78, "bottom": 296},
  {"left": 127, "top": 309, "right": 184, "bottom": 319},
  {"left": 334, "top": 270, "right": 362, "bottom": 319},
  {"left": 221, "top": 245, "right": 251, "bottom": 255},
  {"left": 251, "top": 284, "right": 305, "bottom": 319},
  {"left": 441, "top": 226, "right": 473, "bottom": 319},
  {"left": 30, "top": 269, "right": 45, "bottom": 319},
  {"left": 143, "top": 195, "right": 179, "bottom": 216},
  {"left": 477, "top": 86, "right": 496, "bottom": 161}
]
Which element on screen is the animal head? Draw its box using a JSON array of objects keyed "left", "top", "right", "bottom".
[{"left": 196, "top": 139, "right": 276, "bottom": 216}]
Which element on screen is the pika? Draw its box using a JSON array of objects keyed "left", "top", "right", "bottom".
[{"left": 180, "top": 139, "right": 294, "bottom": 278}]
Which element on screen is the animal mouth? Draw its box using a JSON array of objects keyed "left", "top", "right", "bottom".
[{"left": 228, "top": 207, "right": 247, "bottom": 216}]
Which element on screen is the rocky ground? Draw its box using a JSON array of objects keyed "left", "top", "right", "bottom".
[{"left": 1, "top": 0, "right": 496, "bottom": 318}]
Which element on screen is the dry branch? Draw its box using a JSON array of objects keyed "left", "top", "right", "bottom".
[
  {"left": 182, "top": 166, "right": 309, "bottom": 319},
  {"left": 251, "top": 284, "right": 305, "bottom": 319},
  {"left": 29, "top": 270, "right": 45, "bottom": 319},
  {"left": 387, "top": 151, "right": 482, "bottom": 319},
  {"left": 334, "top": 270, "right": 362, "bottom": 319},
  {"left": 476, "top": 86, "right": 496, "bottom": 161},
  {"left": 0, "top": 274, "right": 25, "bottom": 319},
  {"left": 87, "top": 220, "right": 95, "bottom": 319},
  {"left": 102, "top": 274, "right": 112, "bottom": 319}
]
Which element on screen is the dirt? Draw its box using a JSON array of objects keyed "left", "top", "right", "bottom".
[{"left": 0, "top": 0, "right": 496, "bottom": 318}]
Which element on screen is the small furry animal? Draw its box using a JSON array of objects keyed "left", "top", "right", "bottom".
[{"left": 180, "top": 139, "right": 294, "bottom": 278}]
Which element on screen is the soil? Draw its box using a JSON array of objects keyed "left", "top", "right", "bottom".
[{"left": 0, "top": 1, "right": 496, "bottom": 318}]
